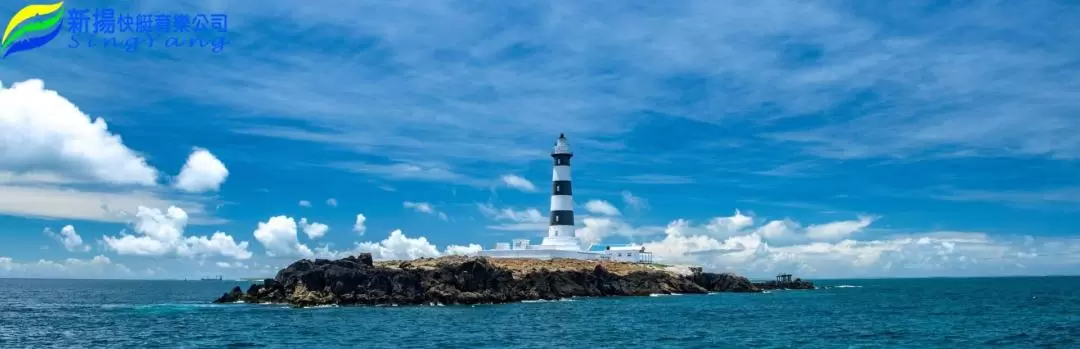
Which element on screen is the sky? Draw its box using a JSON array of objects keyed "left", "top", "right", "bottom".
[{"left": 0, "top": 0, "right": 1078, "bottom": 280}]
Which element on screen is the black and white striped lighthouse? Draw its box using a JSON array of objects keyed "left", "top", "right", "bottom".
[{"left": 542, "top": 133, "right": 578, "bottom": 248}]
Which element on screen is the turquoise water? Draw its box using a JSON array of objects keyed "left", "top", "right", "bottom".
[{"left": 1, "top": 277, "right": 1077, "bottom": 348}]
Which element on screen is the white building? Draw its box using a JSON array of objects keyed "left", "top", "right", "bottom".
[
  {"left": 589, "top": 244, "right": 654, "bottom": 263},
  {"left": 477, "top": 134, "right": 653, "bottom": 263}
]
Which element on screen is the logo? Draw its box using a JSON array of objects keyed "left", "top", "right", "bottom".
[
  {"left": 2, "top": 2, "right": 228, "bottom": 58},
  {"left": 2, "top": 2, "right": 65, "bottom": 59}
]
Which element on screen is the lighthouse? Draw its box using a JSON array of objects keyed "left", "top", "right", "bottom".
[
  {"left": 538, "top": 133, "right": 581, "bottom": 250},
  {"left": 477, "top": 133, "right": 654, "bottom": 262}
]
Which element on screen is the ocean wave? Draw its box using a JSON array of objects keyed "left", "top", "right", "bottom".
[
  {"left": 521, "top": 298, "right": 575, "bottom": 303},
  {"left": 300, "top": 304, "right": 340, "bottom": 309},
  {"left": 98, "top": 303, "right": 235, "bottom": 314},
  {"left": 833, "top": 285, "right": 862, "bottom": 288},
  {"left": 649, "top": 293, "right": 683, "bottom": 297}
]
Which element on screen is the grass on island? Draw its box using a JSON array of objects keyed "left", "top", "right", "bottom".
[{"left": 372, "top": 256, "right": 676, "bottom": 278}]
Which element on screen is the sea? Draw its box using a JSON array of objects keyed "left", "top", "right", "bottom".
[{"left": 0, "top": 277, "right": 1077, "bottom": 348}]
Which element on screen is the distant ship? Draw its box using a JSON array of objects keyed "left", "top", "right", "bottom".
[{"left": 200, "top": 275, "right": 223, "bottom": 281}]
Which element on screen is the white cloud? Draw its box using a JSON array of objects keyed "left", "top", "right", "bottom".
[
  {"left": 574, "top": 216, "right": 662, "bottom": 247},
  {"left": 173, "top": 148, "right": 229, "bottom": 193},
  {"left": 333, "top": 161, "right": 487, "bottom": 186},
  {"left": 298, "top": 200, "right": 312, "bottom": 207},
  {"left": 500, "top": 174, "right": 537, "bottom": 192},
  {"left": 705, "top": 210, "right": 754, "bottom": 238},
  {"left": 0, "top": 79, "right": 157, "bottom": 186},
  {"left": 623, "top": 212, "right": 1080, "bottom": 278},
  {"left": 404, "top": 201, "right": 435, "bottom": 213},
  {"left": 584, "top": 200, "right": 620, "bottom": 216},
  {"left": 444, "top": 243, "right": 483, "bottom": 255},
  {"left": 403, "top": 201, "right": 448, "bottom": 221},
  {"left": 253, "top": 215, "right": 314, "bottom": 258},
  {"left": 0, "top": 171, "right": 74, "bottom": 185},
  {"left": 0, "top": 255, "right": 133, "bottom": 279},
  {"left": 804, "top": 216, "right": 876, "bottom": 241},
  {"left": 746, "top": 215, "right": 876, "bottom": 245},
  {"left": 216, "top": 261, "right": 248, "bottom": 269},
  {"left": 179, "top": 232, "right": 254, "bottom": 261},
  {"left": 0, "top": 185, "right": 219, "bottom": 224},
  {"left": 353, "top": 213, "right": 367, "bottom": 235},
  {"left": 102, "top": 206, "right": 252, "bottom": 260},
  {"left": 44, "top": 225, "right": 90, "bottom": 252},
  {"left": 326, "top": 198, "right": 338, "bottom": 207},
  {"left": 611, "top": 174, "right": 695, "bottom": 185},
  {"left": 620, "top": 191, "right": 649, "bottom": 210},
  {"left": 299, "top": 218, "right": 329, "bottom": 239},
  {"left": 352, "top": 229, "right": 441, "bottom": 260},
  {"left": 477, "top": 203, "right": 548, "bottom": 231}
]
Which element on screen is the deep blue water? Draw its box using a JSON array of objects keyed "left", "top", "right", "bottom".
[{"left": 1, "top": 277, "right": 1078, "bottom": 348}]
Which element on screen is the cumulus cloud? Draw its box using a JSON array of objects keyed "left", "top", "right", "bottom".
[
  {"left": 351, "top": 230, "right": 443, "bottom": 260},
  {"left": 173, "top": 148, "right": 229, "bottom": 193},
  {"left": 0, "top": 79, "right": 157, "bottom": 186},
  {"left": 44, "top": 225, "right": 90, "bottom": 252},
  {"left": 253, "top": 215, "right": 314, "bottom": 258},
  {"left": 299, "top": 218, "right": 329, "bottom": 239},
  {"left": 500, "top": 174, "right": 537, "bottom": 192},
  {"left": 612, "top": 211, "right": 1080, "bottom": 278},
  {"left": 353, "top": 213, "right": 367, "bottom": 235},
  {"left": 246, "top": 225, "right": 486, "bottom": 262},
  {"left": 584, "top": 200, "right": 620, "bottom": 216},
  {"left": 102, "top": 206, "right": 252, "bottom": 260},
  {"left": 704, "top": 210, "right": 754, "bottom": 238},
  {"left": 298, "top": 200, "right": 312, "bottom": 207},
  {"left": 342, "top": 230, "right": 483, "bottom": 260},
  {"left": 403, "top": 201, "right": 448, "bottom": 221},
  {"left": 326, "top": 198, "right": 338, "bottom": 207},
  {"left": 575, "top": 216, "right": 662, "bottom": 247},
  {"left": 744, "top": 215, "right": 875, "bottom": 245},
  {"left": 445, "top": 243, "right": 483, "bottom": 255}
]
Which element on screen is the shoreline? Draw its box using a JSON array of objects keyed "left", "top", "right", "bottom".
[{"left": 213, "top": 253, "right": 815, "bottom": 307}]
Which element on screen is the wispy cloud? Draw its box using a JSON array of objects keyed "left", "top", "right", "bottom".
[
  {"left": 403, "top": 201, "right": 449, "bottom": 221},
  {"left": 608, "top": 174, "right": 695, "bottom": 185},
  {"left": 500, "top": 174, "right": 536, "bottom": 192},
  {"left": 621, "top": 191, "right": 649, "bottom": 211},
  {"left": 0, "top": 185, "right": 224, "bottom": 225},
  {"left": 7, "top": 1, "right": 1077, "bottom": 189},
  {"left": 931, "top": 187, "right": 1080, "bottom": 210},
  {"left": 476, "top": 203, "right": 548, "bottom": 231},
  {"left": 332, "top": 161, "right": 490, "bottom": 187}
]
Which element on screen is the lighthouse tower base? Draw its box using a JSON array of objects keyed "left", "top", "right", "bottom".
[{"left": 476, "top": 228, "right": 599, "bottom": 260}]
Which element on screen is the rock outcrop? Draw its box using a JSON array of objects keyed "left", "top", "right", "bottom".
[
  {"left": 690, "top": 271, "right": 760, "bottom": 293},
  {"left": 213, "top": 254, "right": 774, "bottom": 307},
  {"left": 752, "top": 278, "right": 816, "bottom": 290}
]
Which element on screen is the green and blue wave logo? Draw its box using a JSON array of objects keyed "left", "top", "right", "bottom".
[{"left": 2, "top": 1, "right": 65, "bottom": 59}]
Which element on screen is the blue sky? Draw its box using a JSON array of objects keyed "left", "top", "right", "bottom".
[{"left": 1, "top": 0, "right": 1078, "bottom": 279}]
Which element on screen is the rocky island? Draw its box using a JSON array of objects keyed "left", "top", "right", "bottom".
[
  {"left": 213, "top": 253, "right": 814, "bottom": 307},
  {"left": 753, "top": 273, "right": 816, "bottom": 290}
]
